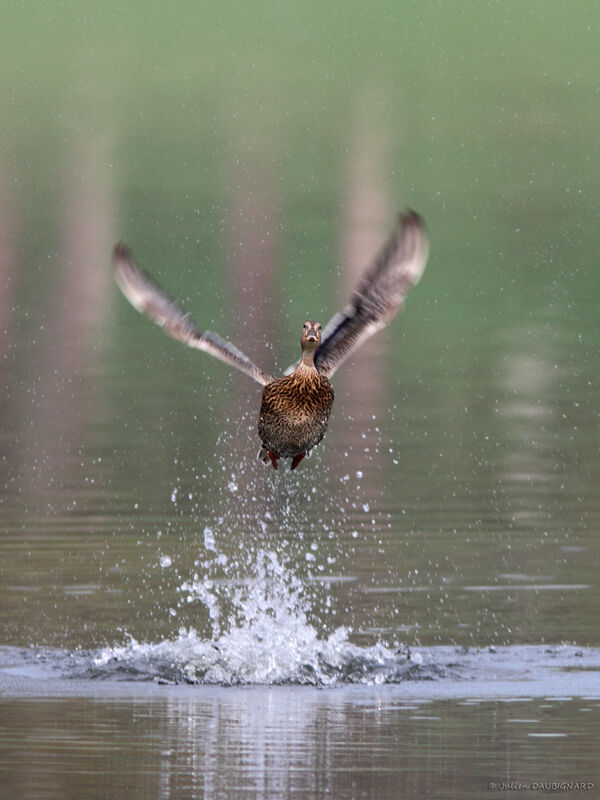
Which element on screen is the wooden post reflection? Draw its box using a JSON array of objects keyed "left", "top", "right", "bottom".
[
  {"left": 222, "top": 157, "right": 280, "bottom": 499},
  {"left": 0, "top": 153, "right": 18, "bottom": 350},
  {"left": 18, "top": 133, "right": 115, "bottom": 507},
  {"left": 332, "top": 100, "right": 391, "bottom": 476},
  {"left": 0, "top": 149, "right": 21, "bottom": 503}
]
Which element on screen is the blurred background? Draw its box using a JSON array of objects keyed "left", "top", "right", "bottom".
[
  {"left": 2, "top": 4, "right": 600, "bottom": 798},
  {"left": 0, "top": 0, "right": 598, "bottom": 651}
]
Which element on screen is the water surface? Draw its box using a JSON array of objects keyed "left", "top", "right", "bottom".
[{"left": 1, "top": 1, "right": 599, "bottom": 798}]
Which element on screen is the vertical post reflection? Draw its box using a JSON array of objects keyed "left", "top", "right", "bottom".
[
  {"left": 17, "top": 132, "right": 115, "bottom": 509},
  {"left": 221, "top": 155, "right": 280, "bottom": 502},
  {"left": 0, "top": 151, "right": 19, "bottom": 353},
  {"left": 333, "top": 92, "right": 392, "bottom": 475},
  {"left": 0, "top": 147, "right": 21, "bottom": 503}
]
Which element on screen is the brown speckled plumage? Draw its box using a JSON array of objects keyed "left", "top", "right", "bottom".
[
  {"left": 258, "top": 363, "right": 335, "bottom": 466},
  {"left": 113, "top": 209, "right": 429, "bottom": 471}
]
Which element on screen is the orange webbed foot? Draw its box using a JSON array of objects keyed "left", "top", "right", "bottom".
[{"left": 268, "top": 451, "right": 279, "bottom": 470}]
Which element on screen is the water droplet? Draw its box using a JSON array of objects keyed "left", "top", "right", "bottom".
[{"left": 203, "top": 527, "right": 216, "bottom": 551}]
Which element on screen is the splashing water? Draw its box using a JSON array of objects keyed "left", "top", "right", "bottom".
[
  {"left": 92, "top": 435, "right": 439, "bottom": 686},
  {"left": 92, "top": 547, "right": 437, "bottom": 685}
]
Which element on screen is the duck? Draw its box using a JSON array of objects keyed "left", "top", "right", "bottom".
[{"left": 113, "top": 209, "right": 429, "bottom": 470}]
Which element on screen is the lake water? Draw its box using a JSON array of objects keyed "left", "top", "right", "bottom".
[{"left": 1, "top": 2, "right": 599, "bottom": 798}]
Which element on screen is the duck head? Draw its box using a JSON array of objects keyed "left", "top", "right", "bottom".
[
  {"left": 301, "top": 320, "right": 322, "bottom": 349},
  {"left": 300, "top": 320, "right": 322, "bottom": 366}
]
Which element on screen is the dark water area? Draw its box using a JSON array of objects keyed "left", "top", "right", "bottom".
[{"left": 2, "top": 1, "right": 600, "bottom": 797}]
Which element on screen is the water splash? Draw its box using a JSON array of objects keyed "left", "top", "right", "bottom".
[
  {"left": 93, "top": 547, "right": 438, "bottom": 685},
  {"left": 94, "top": 434, "right": 427, "bottom": 686}
]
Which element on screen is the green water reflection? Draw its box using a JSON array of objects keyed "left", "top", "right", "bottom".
[
  {"left": 1, "top": 0, "right": 599, "bottom": 649},
  {"left": 1, "top": 0, "right": 598, "bottom": 649},
  {"left": 1, "top": 2, "right": 599, "bottom": 796}
]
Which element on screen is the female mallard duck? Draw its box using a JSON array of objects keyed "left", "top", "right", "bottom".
[{"left": 113, "top": 209, "right": 429, "bottom": 470}]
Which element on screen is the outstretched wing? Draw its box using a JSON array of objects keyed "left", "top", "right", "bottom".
[
  {"left": 113, "top": 243, "right": 273, "bottom": 387},
  {"left": 313, "top": 209, "right": 429, "bottom": 379}
]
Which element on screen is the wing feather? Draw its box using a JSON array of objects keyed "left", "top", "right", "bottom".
[
  {"left": 314, "top": 209, "right": 429, "bottom": 378},
  {"left": 113, "top": 243, "right": 273, "bottom": 387}
]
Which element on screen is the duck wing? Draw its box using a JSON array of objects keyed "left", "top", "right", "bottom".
[
  {"left": 113, "top": 243, "right": 273, "bottom": 387},
  {"left": 313, "top": 209, "right": 429, "bottom": 379}
]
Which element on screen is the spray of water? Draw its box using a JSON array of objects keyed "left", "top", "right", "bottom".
[
  {"left": 93, "top": 539, "right": 437, "bottom": 685},
  {"left": 91, "top": 420, "right": 438, "bottom": 685}
]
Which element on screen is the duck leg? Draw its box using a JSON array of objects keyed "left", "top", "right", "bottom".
[
  {"left": 268, "top": 451, "right": 279, "bottom": 470},
  {"left": 290, "top": 453, "right": 306, "bottom": 470}
]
